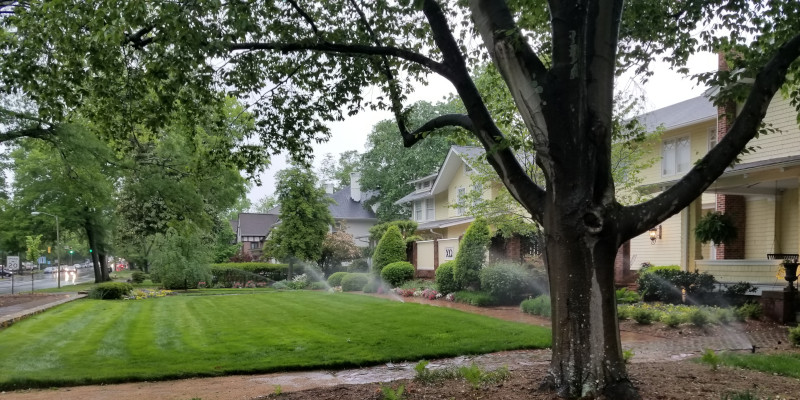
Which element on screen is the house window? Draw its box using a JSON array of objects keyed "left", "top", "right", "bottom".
[
  {"left": 464, "top": 163, "right": 472, "bottom": 173},
  {"left": 708, "top": 127, "right": 718, "bottom": 151},
  {"left": 472, "top": 182, "right": 482, "bottom": 206},
  {"left": 414, "top": 200, "right": 423, "bottom": 221},
  {"left": 661, "top": 136, "right": 690, "bottom": 176},
  {"left": 425, "top": 198, "right": 434, "bottom": 220},
  {"left": 250, "top": 241, "right": 261, "bottom": 250},
  {"left": 423, "top": 180, "right": 430, "bottom": 188},
  {"left": 456, "top": 187, "right": 466, "bottom": 216}
]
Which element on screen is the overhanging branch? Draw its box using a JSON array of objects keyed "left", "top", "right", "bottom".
[
  {"left": 620, "top": 32, "right": 800, "bottom": 241},
  {"left": 229, "top": 41, "right": 451, "bottom": 79},
  {"left": 402, "top": 114, "right": 474, "bottom": 146}
]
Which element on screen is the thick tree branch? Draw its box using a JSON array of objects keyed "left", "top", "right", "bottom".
[
  {"left": 403, "top": 114, "right": 474, "bottom": 146},
  {"left": 229, "top": 41, "right": 450, "bottom": 79},
  {"left": 469, "top": 0, "right": 551, "bottom": 172},
  {"left": 620, "top": 33, "right": 800, "bottom": 241},
  {"left": 421, "top": 0, "right": 545, "bottom": 221},
  {"left": 123, "top": 26, "right": 154, "bottom": 48},
  {"left": 287, "top": 0, "right": 321, "bottom": 37}
]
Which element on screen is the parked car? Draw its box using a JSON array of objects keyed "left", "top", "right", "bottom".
[
  {"left": 43, "top": 267, "right": 57, "bottom": 274},
  {"left": 0, "top": 270, "right": 13, "bottom": 278}
]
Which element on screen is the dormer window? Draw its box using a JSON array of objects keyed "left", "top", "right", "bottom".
[{"left": 423, "top": 180, "right": 430, "bottom": 188}]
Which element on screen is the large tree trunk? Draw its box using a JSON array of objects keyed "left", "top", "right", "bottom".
[{"left": 542, "top": 211, "right": 635, "bottom": 398}]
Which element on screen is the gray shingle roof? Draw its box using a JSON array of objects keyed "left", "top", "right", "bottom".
[
  {"left": 329, "top": 186, "right": 377, "bottom": 220},
  {"left": 237, "top": 213, "right": 280, "bottom": 237},
  {"left": 636, "top": 96, "right": 716, "bottom": 132}
]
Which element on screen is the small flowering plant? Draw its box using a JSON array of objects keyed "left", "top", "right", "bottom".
[
  {"left": 197, "top": 281, "right": 207, "bottom": 289},
  {"left": 256, "top": 281, "right": 268, "bottom": 287},
  {"left": 245, "top": 280, "right": 256, "bottom": 288},
  {"left": 445, "top": 293, "right": 455, "bottom": 302},
  {"left": 232, "top": 281, "right": 244, "bottom": 289}
]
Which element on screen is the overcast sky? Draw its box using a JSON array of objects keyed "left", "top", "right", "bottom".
[{"left": 246, "top": 51, "right": 718, "bottom": 204}]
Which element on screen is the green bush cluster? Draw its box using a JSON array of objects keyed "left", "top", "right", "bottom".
[
  {"left": 615, "top": 288, "right": 640, "bottom": 304},
  {"left": 637, "top": 265, "right": 716, "bottom": 303},
  {"left": 309, "top": 282, "right": 328, "bottom": 290},
  {"left": 341, "top": 273, "right": 370, "bottom": 292},
  {"left": 479, "top": 262, "right": 533, "bottom": 304},
  {"left": 520, "top": 295, "right": 551, "bottom": 318},
  {"left": 88, "top": 282, "right": 134, "bottom": 300},
  {"left": 381, "top": 261, "right": 415, "bottom": 287},
  {"left": 210, "top": 267, "right": 272, "bottom": 288},
  {"left": 453, "top": 290, "right": 498, "bottom": 306},
  {"left": 435, "top": 261, "right": 459, "bottom": 294},
  {"left": 327, "top": 271, "right": 349, "bottom": 287},
  {"left": 362, "top": 278, "right": 384, "bottom": 293},
  {"left": 372, "top": 225, "right": 407, "bottom": 276},
  {"left": 130, "top": 271, "right": 147, "bottom": 284},
  {"left": 735, "top": 302, "right": 763, "bottom": 321},
  {"left": 453, "top": 218, "right": 490, "bottom": 290}
]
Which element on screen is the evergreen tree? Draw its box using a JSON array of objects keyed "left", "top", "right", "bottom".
[
  {"left": 453, "top": 218, "right": 490, "bottom": 290},
  {"left": 372, "top": 225, "right": 407, "bottom": 275}
]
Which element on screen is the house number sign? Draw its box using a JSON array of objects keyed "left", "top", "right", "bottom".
[{"left": 444, "top": 247, "right": 454, "bottom": 260}]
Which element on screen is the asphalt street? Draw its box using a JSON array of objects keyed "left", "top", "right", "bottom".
[{"left": 0, "top": 268, "right": 96, "bottom": 294}]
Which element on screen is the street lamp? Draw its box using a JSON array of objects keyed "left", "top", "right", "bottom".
[{"left": 31, "top": 211, "right": 61, "bottom": 289}]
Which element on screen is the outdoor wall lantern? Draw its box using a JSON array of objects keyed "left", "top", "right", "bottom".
[{"left": 649, "top": 225, "right": 662, "bottom": 245}]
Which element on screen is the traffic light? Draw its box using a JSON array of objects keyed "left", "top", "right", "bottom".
[
  {"left": 69, "top": 250, "right": 74, "bottom": 254},
  {"left": 89, "top": 249, "right": 93, "bottom": 253},
  {"left": 47, "top": 246, "right": 51, "bottom": 254}
]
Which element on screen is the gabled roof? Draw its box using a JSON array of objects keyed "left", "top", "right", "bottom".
[
  {"left": 636, "top": 96, "right": 716, "bottom": 132},
  {"left": 237, "top": 213, "right": 280, "bottom": 237},
  {"left": 328, "top": 185, "right": 377, "bottom": 220},
  {"left": 430, "top": 146, "right": 483, "bottom": 194},
  {"left": 416, "top": 215, "right": 475, "bottom": 230},
  {"left": 229, "top": 219, "right": 238, "bottom": 233},
  {"left": 395, "top": 145, "right": 484, "bottom": 205}
]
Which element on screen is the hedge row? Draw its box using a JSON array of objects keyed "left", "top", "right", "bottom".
[{"left": 211, "top": 262, "right": 292, "bottom": 281}]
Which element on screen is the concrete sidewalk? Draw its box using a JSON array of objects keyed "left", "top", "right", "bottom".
[{"left": 0, "top": 293, "right": 86, "bottom": 329}]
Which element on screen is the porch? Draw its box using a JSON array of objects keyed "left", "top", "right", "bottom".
[{"left": 694, "top": 259, "right": 790, "bottom": 294}]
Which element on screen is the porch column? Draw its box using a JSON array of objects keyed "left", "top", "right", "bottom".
[
  {"left": 684, "top": 198, "right": 703, "bottom": 271},
  {"left": 715, "top": 195, "right": 746, "bottom": 259},
  {"left": 433, "top": 238, "right": 439, "bottom": 269}
]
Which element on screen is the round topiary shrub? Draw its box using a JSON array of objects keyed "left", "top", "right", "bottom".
[
  {"left": 453, "top": 218, "right": 490, "bottom": 290},
  {"left": 131, "top": 271, "right": 147, "bottom": 284},
  {"left": 89, "top": 282, "right": 134, "bottom": 300},
  {"left": 341, "top": 273, "right": 370, "bottom": 292},
  {"left": 381, "top": 261, "right": 415, "bottom": 287},
  {"left": 435, "top": 260, "right": 459, "bottom": 294},
  {"left": 327, "top": 271, "right": 349, "bottom": 287},
  {"left": 480, "top": 262, "right": 532, "bottom": 304},
  {"left": 372, "top": 225, "right": 407, "bottom": 276}
]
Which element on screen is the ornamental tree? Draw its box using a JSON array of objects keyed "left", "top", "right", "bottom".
[{"left": 2, "top": 1, "right": 800, "bottom": 398}]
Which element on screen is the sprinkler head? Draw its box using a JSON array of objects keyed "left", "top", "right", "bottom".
[{"left": 751, "top": 345, "right": 757, "bottom": 353}]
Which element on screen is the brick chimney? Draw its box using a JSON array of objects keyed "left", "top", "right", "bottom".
[{"left": 715, "top": 52, "right": 746, "bottom": 259}]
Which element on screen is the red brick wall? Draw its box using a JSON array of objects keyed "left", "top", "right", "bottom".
[{"left": 715, "top": 194, "right": 746, "bottom": 259}]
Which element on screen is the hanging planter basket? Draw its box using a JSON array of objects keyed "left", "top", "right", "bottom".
[{"left": 695, "top": 211, "right": 738, "bottom": 245}]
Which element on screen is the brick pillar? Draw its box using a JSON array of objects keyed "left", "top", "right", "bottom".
[
  {"left": 504, "top": 236, "right": 521, "bottom": 262},
  {"left": 715, "top": 195, "right": 746, "bottom": 259},
  {"left": 433, "top": 239, "right": 439, "bottom": 269},
  {"left": 614, "top": 241, "right": 631, "bottom": 286},
  {"left": 411, "top": 241, "right": 418, "bottom": 269}
]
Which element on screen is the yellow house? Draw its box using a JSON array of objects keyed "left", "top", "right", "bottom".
[
  {"left": 631, "top": 93, "right": 800, "bottom": 291},
  {"left": 395, "top": 146, "right": 524, "bottom": 277}
]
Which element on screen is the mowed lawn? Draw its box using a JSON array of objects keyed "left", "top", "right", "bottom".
[{"left": 0, "top": 291, "right": 550, "bottom": 389}]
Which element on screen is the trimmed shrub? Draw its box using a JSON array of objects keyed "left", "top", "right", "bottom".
[
  {"left": 131, "top": 271, "right": 147, "bottom": 284},
  {"left": 89, "top": 282, "right": 133, "bottom": 300},
  {"left": 341, "top": 273, "right": 370, "bottom": 292},
  {"left": 362, "top": 278, "right": 381, "bottom": 293},
  {"left": 327, "top": 271, "right": 349, "bottom": 287},
  {"left": 372, "top": 225, "right": 407, "bottom": 275},
  {"left": 789, "top": 326, "right": 800, "bottom": 347},
  {"left": 520, "top": 295, "right": 551, "bottom": 318},
  {"left": 211, "top": 262, "right": 291, "bottom": 281},
  {"left": 617, "top": 305, "right": 632, "bottom": 320},
  {"left": 479, "top": 262, "right": 532, "bottom": 304},
  {"left": 453, "top": 218, "right": 490, "bottom": 290},
  {"left": 435, "top": 261, "right": 458, "bottom": 294},
  {"left": 347, "top": 258, "right": 369, "bottom": 273},
  {"left": 453, "top": 290, "right": 498, "bottom": 306},
  {"left": 381, "top": 261, "right": 415, "bottom": 287},
  {"left": 631, "top": 308, "right": 658, "bottom": 324},
  {"left": 735, "top": 302, "right": 762, "bottom": 321},
  {"left": 309, "top": 281, "right": 328, "bottom": 290},
  {"left": 661, "top": 313, "right": 683, "bottom": 327},
  {"left": 689, "top": 309, "right": 711, "bottom": 327},
  {"left": 272, "top": 281, "right": 288, "bottom": 289},
  {"left": 637, "top": 266, "right": 716, "bottom": 303}
]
